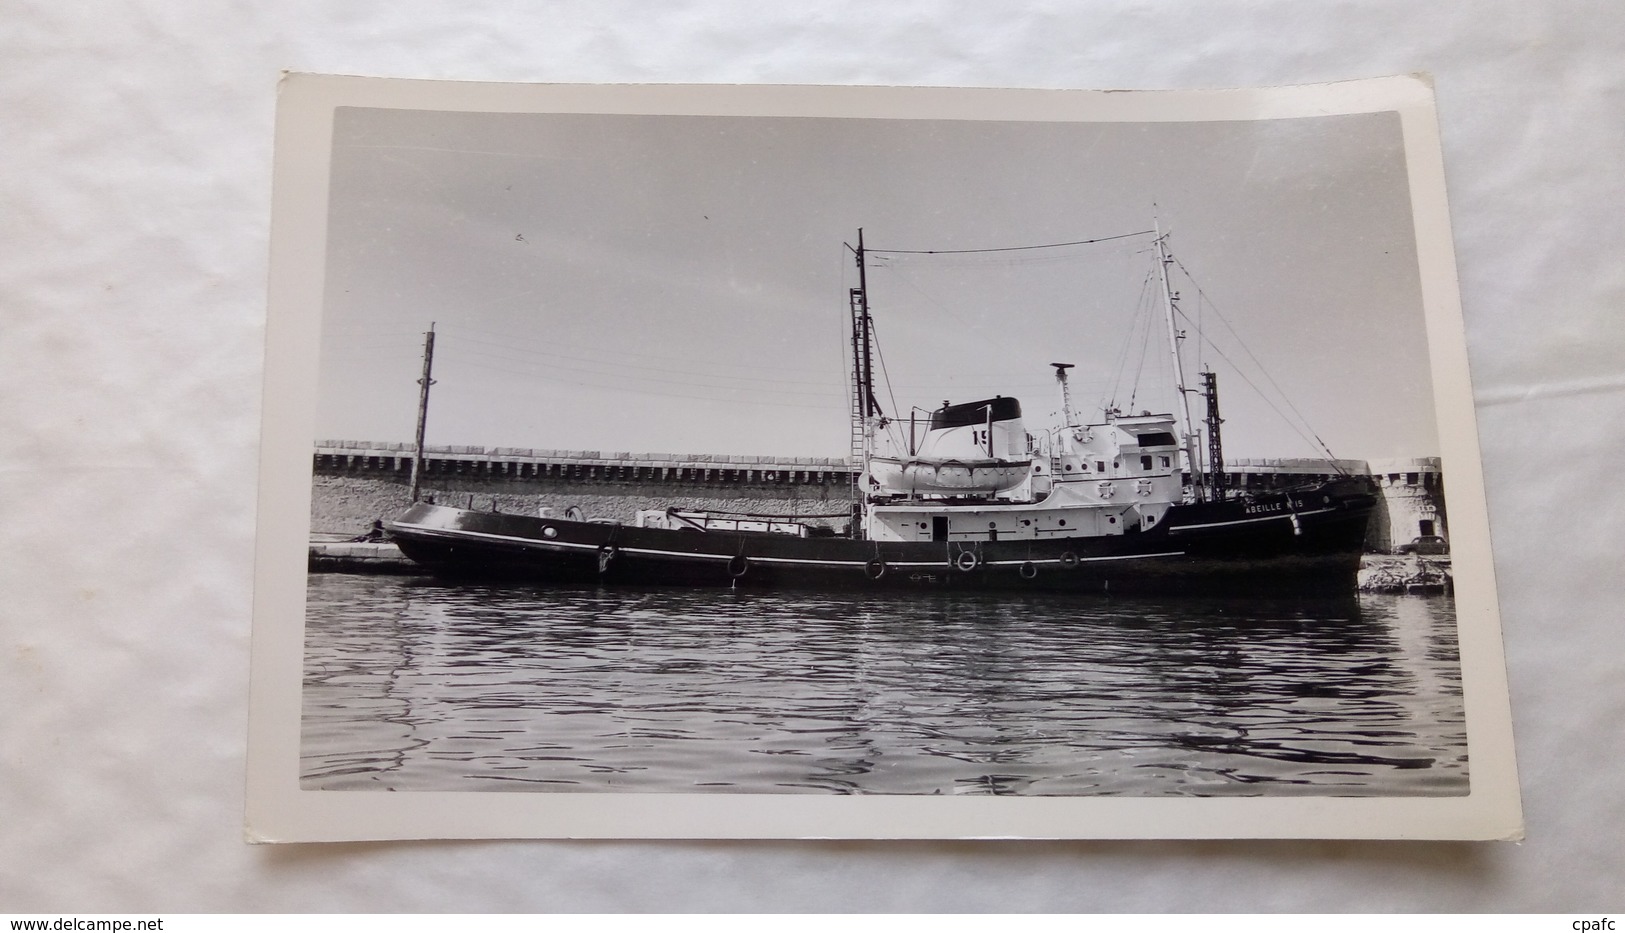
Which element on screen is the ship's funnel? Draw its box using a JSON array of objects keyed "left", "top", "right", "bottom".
[{"left": 919, "top": 396, "right": 1024, "bottom": 460}]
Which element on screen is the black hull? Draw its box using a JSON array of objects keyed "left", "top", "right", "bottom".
[{"left": 386, "top": 479, "right": 1377, "bottom": 597}]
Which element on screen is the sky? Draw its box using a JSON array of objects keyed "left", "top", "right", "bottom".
[{"left": 315, "top": 104, "right": 1438, "bottom": 462}]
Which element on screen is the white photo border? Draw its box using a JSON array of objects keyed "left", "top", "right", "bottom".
[{"left": 248, "top": 74, "right": 1520, "bottom": 842}]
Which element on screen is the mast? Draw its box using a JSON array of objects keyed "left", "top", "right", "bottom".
[
  {"left": 408, "top": 323, "right": 437, "bottom": 503},
  {"left": 855, "top": 229, "right": 879, "bottom": 420},
  {"left": 1202, "top": 370, "right": 1226, "bottom": 502},
  {"left": 848, "top": 230, "right": 878, "bottom": 535},
  {"left": 1154, "top": 224, "right": 1203, "bottom": 498}
]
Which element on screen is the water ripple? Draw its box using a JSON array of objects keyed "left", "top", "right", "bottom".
[{"left": 300, "top": 577, "right": 1467, "bottom": 796}]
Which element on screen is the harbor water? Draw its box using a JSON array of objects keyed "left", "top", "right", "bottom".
[{"left": 301, "top": 575, "right": 1467, "bottom": 796}]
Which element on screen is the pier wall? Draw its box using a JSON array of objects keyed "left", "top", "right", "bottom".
[
  {"left": 311, "top": 441, "right": 1445, "bottom": 551},
  {"left": 310, "top": 442, "right": 854, "bottom": 536}
]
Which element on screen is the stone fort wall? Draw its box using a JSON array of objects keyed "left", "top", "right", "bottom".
[{"left": 311, "top": 474, "right": 854, "bottom": 537}]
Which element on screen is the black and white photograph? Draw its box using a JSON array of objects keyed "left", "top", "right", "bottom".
[
  {"left": 249, "top": 76, "right": 1518, "bottom": 840},
  {"left": 24, "top": 0, "right": 1625, "bottom": 912}
]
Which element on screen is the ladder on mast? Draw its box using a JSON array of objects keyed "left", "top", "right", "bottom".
[{"left": 848, "top": 286, "right": 868, "bottom": 506}]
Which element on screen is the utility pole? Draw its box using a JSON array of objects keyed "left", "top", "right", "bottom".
[{"left": 408, "top": 323, "right": 436, "bottom": 502}]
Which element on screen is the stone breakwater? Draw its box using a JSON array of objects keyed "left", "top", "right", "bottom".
[
  {"left": 311, "top": 475, "right": 852, "bottom": 538},
  {"left": 311, "top": 441, "right": 858, "bottom": 537}
]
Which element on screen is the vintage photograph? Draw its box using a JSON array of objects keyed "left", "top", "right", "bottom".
[{"left": 250, "top": 77, "right": 1518, "bottom": 839}]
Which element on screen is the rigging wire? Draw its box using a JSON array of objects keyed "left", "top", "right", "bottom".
[
  {"left": 869, "top": 259, "right": 971, "bottom": 328},
  {"left": 1126, "top": 300, "right": 1157, "bottom": 413},
  {"left": 1195, "top": 273, "right": 1205, "bottom": 373},
  {"left": 1072, "top": 238, "right": 1345, "bottom": 464},
  {"left": 868, "top": 315, "right": 905, "bottom": 448},
  {"left": 1169, "top": 255, "right": 1343, "bottom": 462},
  {"left": 432, "top": 347, "right": 844, "bottom": 411},
  {"left": 436, "top": 345, "right": 841, "bottom": 399},
  {"left": 1125, "top": 268, "right": 1164, "bottom": 413},
  {"left": 867, "top": 235, "right": 1153, "bottom": 425},
  {"left": 865, "top": 229, "right": 1155, "bottom": 256},
  {"left": 1103, "top": 267, "right": 1157, "bottom": 414},
  {"left": 441, "top": 331, "right": 842, "bottom": 388},
  {"left": 1174, "top": 329, "right": 1342, "bottom": 467}
]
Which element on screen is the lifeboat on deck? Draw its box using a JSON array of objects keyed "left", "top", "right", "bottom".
[
  {"left": 870, "top": 395, "right": 1031, "bottom": 496},
  {"left": 868, "top": 456, "right": 1029, "bottom": 495}
]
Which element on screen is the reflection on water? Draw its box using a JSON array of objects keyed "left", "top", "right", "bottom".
[{"left": 301, "top": 577, "right": 1467, "bottom": 796}]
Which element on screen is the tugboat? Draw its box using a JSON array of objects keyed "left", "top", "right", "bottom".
[{"left": 387, "top": 229, "right": 1376, "bottom": 595}]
